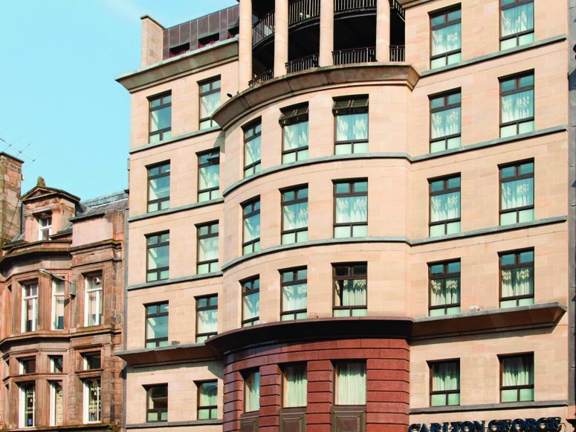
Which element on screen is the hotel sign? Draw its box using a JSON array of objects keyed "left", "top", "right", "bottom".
[{"left": 409, "top": 418, "right": 562, "bottom": 432}]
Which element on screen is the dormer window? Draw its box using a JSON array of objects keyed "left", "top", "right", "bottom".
[{"left": 38, "top": 215, "right": 52, "bottom": 241}]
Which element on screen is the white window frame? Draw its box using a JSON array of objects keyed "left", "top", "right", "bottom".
[
  {"left": 21, "top": 283, "right": 38, "bottom": 332},
  {"left": 52, "top": 279, "right": 65, "bottom": 330},
  {"left": 83, "top": 378, "right": 101, "bottom": 423},
  {"left": 19, "top": 382, "right": 35, "bottom": 428},
  {"left": 84, "top": 274, "right": 102, "bottom": 326},
  {"left": 38, "top": 215, "right": 52, "bottom": 241},
  {"left": 49, "top": 381, "right": 64, "bottom": 426}
]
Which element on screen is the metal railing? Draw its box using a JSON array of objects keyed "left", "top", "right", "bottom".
[
  {"left": 332, "top": 46, "right": 376, "bottom": 65},
  {"left": 389, "top": 45, "right": 405, "bottom": 62},
  {"left": 390, "top": 0, "right": 405, "bottom": 20},
  {"left": 253, "top": 11, "right": 275, "bottom": 46},
  {"left": 289, "top": 0, "right": 321, "bottom": 25},
  {"left": 334, "top": 0, "right": 376, "bottom": 12},
  {"left": 286, "top": 54, "right": 319, "bottom": 73},
  {"left": 248, "top": 69, "right": 274, "bottom": 87}
]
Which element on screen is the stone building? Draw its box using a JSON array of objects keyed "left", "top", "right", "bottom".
[
  {"left": 116, "top": 1, "right": 575, "bottom": 431},
  {"left": 0, "top": 177, "right": 127, "bottom": 431}
]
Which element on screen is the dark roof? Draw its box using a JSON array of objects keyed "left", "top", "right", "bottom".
[{"left": 71, "top": 191, "right": 128, "bottom": 221}]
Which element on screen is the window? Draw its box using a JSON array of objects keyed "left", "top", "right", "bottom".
[
  {"left": 19, "top": 357, "right": 36, "bottom": 374},
  {"left": 500, "top": 250, "right": 534, "bottom": 308},
  {"left": 22, "top": 282, "right": 38, "bottom": 332},
  {"left": 500, "top": 354, "right": 534, "bottom": 402},
  {"left": 197, "top": 222, "right": 219, "bottom": 274},
  {"left": 501, "top": 0, "right": 534, "bottom": 50},
  {"left": 333, "top": 97, "right": 368, "bottom": 155},
  {"left": 500, "top": 72, "right": 534, "bottom": 137},
  {"left": 145, "top": 302, "right": 169, "bottom": 348},
  {"left": 83, "top": 352, "right": 101, "bottom": 370},
  {"left": 429, "top": 175, "right": 461, "bottom": 236},
  {"left": 430, "top": 7, "right": 461, "bottom": 68},
  {"left": 196, "top": 295, "right": 218, "bottom": 342},
  {"left": 335, "top": 362, "right": 366, "bottom": 405},
  {"left": 199, "top": 77, "right": 221, "bottom": 130},
  {"left": 38, "top": 215, "right": 52, "bottom": 240},
  {"left": 334, "top": 180, "right": 368, "bottom": 238},
  {"left": 147, "top": 232, "right": 170, "bottom": 282},
  {"left": 52, "top": 279, "right": 65, "bottom": 330},
  {"left": 197, "top": 381, "right": 218, "bottom": 419},
  {"left": 146, "top": 385, "right": 168, "bottom": 422},
  {"left": 85, "top": 274, "right": 102, "bottom": 326},
  {"left": 430, "top": 90, "right": 461, "bottom": 152},
  {"left": 84, "top": 378, "right": 101, "bottom": 423},
  {"left": 280, "top": 104, "right": 309, "bottom": 163},
  {"left": 244, "top": 371, "right": 260, "bottom": 412},
  {"left": 282, "top": 186, "right": 308, "bottom": 244},
  {"left": 283, "top": 364, "right": 307, "bottom": 407},
  {"left": 333, "top": 263, "right": 367, "bottom": 317},
  {"left": 430, "top": 361, "right": 460, "bottom": 406},
  {"left": 198, "top": 150, "right": 220, "bottom": 202},
  {"left": 500, "top": 161, "right": 534, "bottom": 225},
  {"left": 149, "top": 93, "right": 172, "bottom": 143},
  {"left": 281, "top": 268, "right": 307, "bottom": 320},
  {"left": 429, "top": 260, "right": 461, "bottom": 316},
  {"left": 242, "top": 199, "right": 260, "bottom": 255},
  {"left": 147, "top": 162, "right": 170, "bottom": 212},
  {"left": 49, "top": 381, "right": 64, "bottom": 426},
  {"left": 244, "top": 121, "right": 262, "bottom": 177},
  {"left": 242, "top": 277, "right": 260, "bottom": 327},
  {"left": 50, "top": 356, "right": 63, "bottom": 373},
  {"left": 19, "top": 382, "right": 35, "bottom": 427}
]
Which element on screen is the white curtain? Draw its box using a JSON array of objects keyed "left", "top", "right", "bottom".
[
  {"left": 336, "top": 114, "right": 368, "bottom": 141},
  {"left": 431, "top": 107, "right": 460, "bottom": 140},
  {"left": 284, "top": 122, "right": 309, "bottom": 151},
  {"left": 501, "top": 3, "right": 533, "bottom": 37},
  {"left": 335, "top": 279, "right": 367, "bottom": 307},
  {"left": 282, "top": 283, "right": 307, "bottom": 313},
  {"left": 336, "top": 363, "right": 366, "bottom": 405},
  {"left": 502, "top": 357, "right": 533, "bottom": 402},
  {"left": 283, "top": 202, "right": 308, "bottom": 231},
  {"left": 336, "top": 196, "right": 367, "bottom": 224},
  {"left": 431, "top": 362, "right": 459, "bottom": 406},
  {"left": 501, "top": 268, "right": 533, "bottom": 298},
  {"left": 284, "top": 365, "right": 307, "bottom": 407},
  {"left": 430, "top": 192, "right": 460, "bottom": 223},
  {"left": 502, "top": 91, "right": 533, "bottom": 124},
  {"left": 430, "top": 278, "right": 460, "bottom": 308},
  {"left": 432, "top": 23, "right": 461, "bottom": 56},
  {"left": 501, "top": 178, "right": 533, "bottom": 211},
  {"left": 245, "top": 372, "right": 260, "bottom": 411},
  {"left": 199, "top": 382, "right": 217, "bottom": 412}
]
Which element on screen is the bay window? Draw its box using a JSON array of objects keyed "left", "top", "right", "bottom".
[
  {"left": 85, "top": 274, "right": 102, "bottom": 326},
  {"left": 84, "top": 378, "right": 101, "bottom": 423},
  {"left": 244, "top": 371, "right": 260, "bottom": 412},
  {"left": 52, "top": 279, "right": 65, "bottom": 330},
  {"left": 50, "top": 381, "right": 64, "bottom": 426},
  {"left": 335, "top": 362, "right": 366, "bottom": 405},
  {"left": 21, "top": 282, "right": 38, "bottom": 332},
  {"left": 19, "top": 382, "right": 35, "bottom": 427},
  {"left": 283, "top": 364, "right": 307, "bottom": 407}
]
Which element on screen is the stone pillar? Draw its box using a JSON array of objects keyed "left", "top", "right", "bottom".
[
  {"left": 239, "top": 0, "right": 253, "bottom": 90},
  {"left": 274, "top": 0, "right": 289, "bottom": 76},
  {"left": 259, "top": 364, "right": 282, "bottom": 432},
  {"left": 376, "top": 0, "right": 391, "bottom": 62},
  {"left": 306, "top": 360, "right": 334, "bottom": 430},
  {"left": 319, "top": 0, "right": 334, "bottom": 67},
  {"left": 140, "top": 16, "right": 164, "bottom": 67}
]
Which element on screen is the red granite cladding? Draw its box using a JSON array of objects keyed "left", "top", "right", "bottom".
[{"left": 222, "top": 338, "right": 410, "bottom": 432}]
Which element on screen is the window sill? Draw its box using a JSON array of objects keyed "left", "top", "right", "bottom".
[
  {"left": 410, "top": 399, "right": 567, "bottom": 414},
  {"left": 126, "top": 419, "right": 223, "bottom": 429}
]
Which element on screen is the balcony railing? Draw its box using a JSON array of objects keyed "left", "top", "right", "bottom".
[
  {"left": 286, "top": 54, "right": 319, "bottom": 73},
  {"left": 249, "top": 69, "right": 274, "bottom": 87},
  {"left": 333, "top": 47, "right": 376, "bottom": 65},
  {"left": 334, "top": 0, "right": 376, "bottom": 13},
  {"left": 253, "top": 11, "right": 275, "bottom": 46},
  {"left": 390, "top": 45, "right": 405, "bottom": 62},
  {"left": 289, "top": 0, "right": 321, "bottom": 25},
  {"left": 390, "top": 0, "right": 406, "bottom": 20}
]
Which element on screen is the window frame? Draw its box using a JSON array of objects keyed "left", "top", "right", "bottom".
[
  {"left": 282, "top": 364, "right": 307, "bottom": 408},
  {"left": 333, "top": 179, "right": 368, "bottom": 238},
  {"left": 244, "top": 370, "right": 260, "bottom": 412},
  {"left": 332, "top": 263, "right": 368, "bottom": 317},
  {"left": 49, "top": 380, "right": 64, "bottom": 426},
  {"left": 500, "top": 353, "right": 534, "bottom": 402},
  {"left": 281, "top": 185, "right": 308, "bottom": 245},
  {"left": 196, "top": 295, "right": 218, "bottom": 342},
  {"left": 280, "top": 104, "right": 309, "bottom": 163},
  {"left": 84, "top": 273, "right": 103, "bottom": 327},
  {"left": 429, "top": 360, "right": 460, "bottom": 406},
  {"left": 333, "top": 96, "right": 369, "bottom": 155},
  {"left": 241, "top": 277, "right": 260, "bottom": 327},
  {"left": 499, "top": 160, "right": 534, "bottom": 225},
  {"left": 38, "top": 214, "right": 52, "bottom": 241},
  {"left": 429, "top": 89, "right": 461, "bottom": 152},
  {"left": 19, "top": 381, "right": 36, "bottom": 428},
  {"left": 429, "top": 175, "right": 461, "bottom": 236},
  {"left": 334, "top": 361, "right": 367, "bottom": 406},
  {"left": 21, "top": 282, "right": 38, "bottom": 332},
  {"left": 196, "top": 222, "right": 219, "bottom": 274},
  {"left": 83, "top": 352, "right": 102, "bottom": 370},
  {"left": 83, "top": 378, "right": 101, "bottom": 423},
  {"left": 428, "top": 260, "right": 461, "bottom": 316},
  {"left": 146, "top": 384, "right": 168, "bottom": 423},
  {"left": 147, "top": 162, "right": 171, "bottom": 213},
  {"left": 500, "top": 0, "right": 534, "bottom": 50},
  {"left": 243, "top": 120, "right": 262, "bottom": 177},
  {"left": 51, "top": 279, "right": 65, "bottom": 330},
  {"left": 499, "top": 249, "right": 535, "bottom": 308},
  {"left": 197, "top": 381, "right": 218, "bottom": 419},
  {"left": 197, "top": 150, "right": 220, "bottom": 202},
  {"left": 199, "top": 76, "right": 221, "bottom": 130},
  {"left": 19, "top": 357, "right": 36, "bottom": 375},
  {"left": 49, "top": 355, "right": 64, "bottom": 373},
  {"left": 280, "top": 267, "right": 308, "bottom": 321},
  {"left": 146, "top": 232, "right": 170, "bottom": 282},
  {"left": 145, "top": 302, "right": 169, "bottom": 348},
  {"left": 430, "top": 6, "right": 462, "bottom": 68},
  {"left": 242, "top": 198, "right": 261, "bottom": 255},
  {"left": 149, "top": 92, "right": 172, "bottom": 143},
  {"left": 499, "top": 71, "right": 535, "bottom": 137}
]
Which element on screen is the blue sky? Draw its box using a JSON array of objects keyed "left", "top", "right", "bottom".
[{"left": 0, "top": 0, "right": 237, "bottom": 199}]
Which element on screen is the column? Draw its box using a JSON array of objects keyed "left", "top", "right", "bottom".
[
  {"left": 319, "top": 0, "right": 334, "bottom": 67},
  {"left": 376, "top": 0, "right": 391, "bottom": 62},
  {"left": 274, "top": 0, "right": 289, "bottom": 75},
  {"left": 239, "top": 0, "right": 253, "bottom": 90}
]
